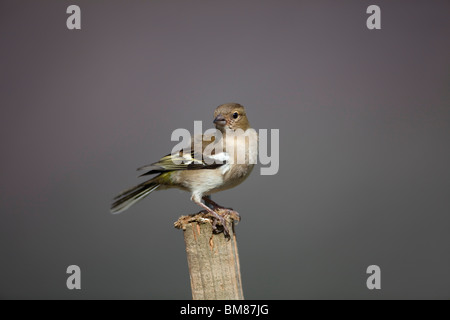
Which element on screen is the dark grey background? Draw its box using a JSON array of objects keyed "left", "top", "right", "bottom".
[{"left": 1, "top": 0, "right": 449, "bottom": 299}]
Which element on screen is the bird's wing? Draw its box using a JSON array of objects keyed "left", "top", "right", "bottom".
[{"left": 137, "top": 133, "right": 226, "bottom": 176}]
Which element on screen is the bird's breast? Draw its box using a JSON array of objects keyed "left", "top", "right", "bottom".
[{"left": 217, "top": 163, "right": 254, "bottom": 191}]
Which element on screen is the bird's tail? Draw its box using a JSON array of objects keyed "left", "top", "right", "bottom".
[{"left": 110, "top": 177, "right": 160, "bottom": 214}]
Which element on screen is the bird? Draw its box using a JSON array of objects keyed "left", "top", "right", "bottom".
[{"left": 110, "top": 103, "right": 258, "bottom": 238}]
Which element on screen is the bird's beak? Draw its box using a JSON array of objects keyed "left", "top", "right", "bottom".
[{"left": 213, "top": 114, "right": 226, "bottom": 126}]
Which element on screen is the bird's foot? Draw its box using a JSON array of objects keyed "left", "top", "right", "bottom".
[
  {"left": 216, "top": 207, "right": 241, "bottom": 222},
  {"left": 202, "top": 197, "right": 241, "bottom": 222},
  {"left": 198, "top": 198, "right": 239, "bottom": 239},
  {"left": 210, "top": 212, "right": 231, "bottom": 240},
  {"left": 198, "top": 209, "right": 230, "bottom": 238}
]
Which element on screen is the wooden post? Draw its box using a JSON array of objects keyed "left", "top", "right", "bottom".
[{"left": 174, "top": 212, "right": 244, "bottom": 300}]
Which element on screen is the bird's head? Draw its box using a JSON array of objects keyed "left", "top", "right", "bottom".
[{"left": 213, "top": 103, "right": 250, "bottom": 132}]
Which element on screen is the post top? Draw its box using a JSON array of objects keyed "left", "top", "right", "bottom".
[{"left": 174, "top": 210, "right": 240, "bottom": 231}]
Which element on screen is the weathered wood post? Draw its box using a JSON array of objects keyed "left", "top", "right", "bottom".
[{"left": 174, "top": 212, "right": 244, "bottom": 300}]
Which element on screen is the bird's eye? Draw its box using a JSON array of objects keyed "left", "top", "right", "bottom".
[{"left": 232, "top": 112, "right": 239, "bottom": 119}]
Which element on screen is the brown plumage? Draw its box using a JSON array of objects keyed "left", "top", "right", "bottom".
[{"left": 111, "top": 103, "right": 257, "bottom": 238}]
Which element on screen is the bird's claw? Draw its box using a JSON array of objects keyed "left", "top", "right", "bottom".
[
  {"left": 225, "top": 209, "right": 241, "bottom": 222},
  {"left": 199, "top": 204, "right": 240, "bottom": 240},
  {"left": 212, "top": 209, "right": 241, "bottom": 240},
  {"left": 211, "top": 215, "right": 231, "bottom": 239},
  {"left": 214, "top": 207, "right": 240, "bottom": 222}
]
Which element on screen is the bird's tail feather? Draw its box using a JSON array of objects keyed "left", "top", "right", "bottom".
[{"left": 111, "top": 178, "right": 160, "bottom": 214}]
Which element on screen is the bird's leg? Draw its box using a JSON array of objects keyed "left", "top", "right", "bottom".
[
  {"left": 192, "top": 198, "right": 230, "bottom": 239},
  {"left": 202, "top": 196, "right": 241, "bottom": 222},
  {"left": 204, "top": 195, "right": 215, "bottom": 210},
  {"left": 202, "top": 195, "right": 222, "bottom": 209}
]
